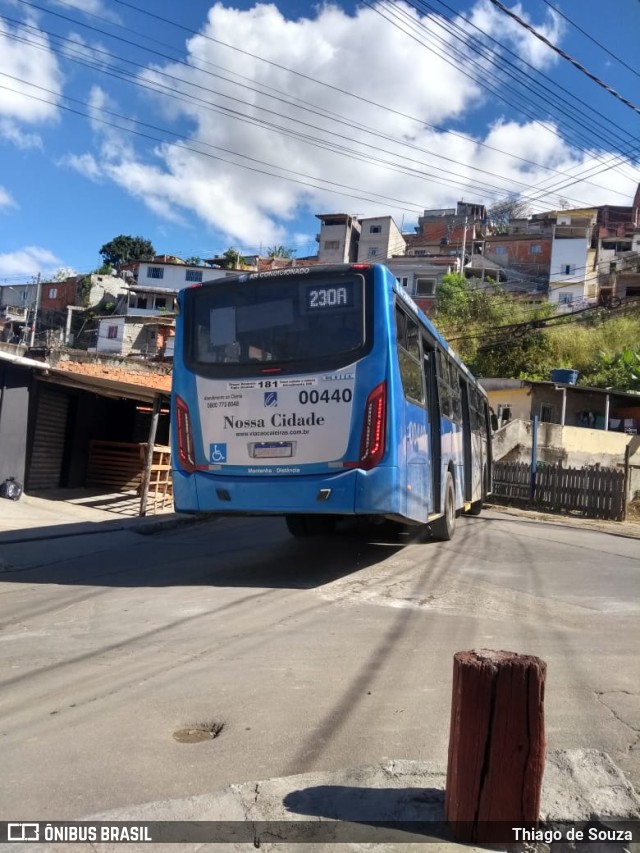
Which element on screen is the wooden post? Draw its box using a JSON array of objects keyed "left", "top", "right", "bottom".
[
  {"left": 445, "top": 649, "right": 546, "bottom": 843},
  {"left": 622, "top": 445, "right": 631, "bottom": 521},
  {"left": 139, "top": 394, "right": 162, "bottom": 517}
]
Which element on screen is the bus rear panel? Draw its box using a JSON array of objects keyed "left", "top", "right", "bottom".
[{"left": 171, "top": 263, "right": 491, "bottom": 535}]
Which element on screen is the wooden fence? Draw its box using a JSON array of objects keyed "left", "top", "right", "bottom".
[
  {"left": 86, "top": 440, "right": 173, "bottom": 514},
  {"left": 492, "top": 461, "right": 626, "bottom": 521}
]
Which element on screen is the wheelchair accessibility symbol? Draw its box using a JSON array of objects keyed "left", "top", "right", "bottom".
[{"left": 209, "top": 443, "right": 227, "bottom": 463}]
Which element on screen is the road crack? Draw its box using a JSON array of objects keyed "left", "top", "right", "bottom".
[{"left": 595, "top": 690, "right": 640, "bottom": 753}]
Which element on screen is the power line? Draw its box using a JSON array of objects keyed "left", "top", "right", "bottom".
[
  {"left": 488, "top": 0, "right": 640, "bottom": 116},
  {"left": 540, "top": 0, "right": 640, "bottom": 81},
  {"left": 2, "top": 25, "right": 567, "bottom": 209},
  {"left": 382, "top": 0, "right": 638, "bottom": 158},
  {"left": 10, "top": 0, "right": 639, "bottom": 213},
  {"left": 15, "top": 0, "right": 621, "bottom": 205}
]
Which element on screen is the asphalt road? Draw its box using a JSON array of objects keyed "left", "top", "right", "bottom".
[{"left": 0, "top": 509, "right": 638, "bottom": 820}]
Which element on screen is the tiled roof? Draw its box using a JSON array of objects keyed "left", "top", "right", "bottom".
[{"left": 53, "top": 361, "right": 171, "bottom": 393}]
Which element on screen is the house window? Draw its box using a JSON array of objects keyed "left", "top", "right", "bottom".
[
  {"left": 135, "top": 296, "right": 148, "bottom": 309},
  {"left": 155, "top": 297, "right": 167, "bottom": 310},
  {"left": 398, "top": 276, "right": 409, "bottom": 288},
  {"left": 368, "top": 247, "right": 379, "bottom": 257},
  {"left": 147, "top": 266, "right": 164, "bottom": 279},
  {"left": 107, "top": 325, "right": 118, "bottom": 339},
  {"left": 369, "top": 225, "right": 382, "bottom": 233},
  {"left": 185, "top": 269, "right": 203, "bottom": 282},
  {"left": 48, "top": 287, "right": 57, "bottom": 299},
  {"left": 540, "top": 403, "right": 555, "bottom": 423},
  {"left": 562, "top": 264, "right": 576, "bottom": 275},
  {"left": 558, "top": 293, "right": 573, "bottom": 305},
  {"left": 494, "top": 246, "right": 506, "bottom": 254},
  {"left": 497, "top": 404, "right": 512, "bottom": 426},
  {"left": 413, "top": 249, "right": 426, "bottom": 256},
  {"left": 529, "top": 244, "right": 542, "bottom": 254},
  {"left": 324, "top": 240, "right": 339, "bottom": 250},
  {"left": 415, "top": 278, "right": 436, "bottom": 296}
]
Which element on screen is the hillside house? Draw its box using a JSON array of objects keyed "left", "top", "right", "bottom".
[{"left": 95, "top": 315, "right": 175, "bottom": 358}]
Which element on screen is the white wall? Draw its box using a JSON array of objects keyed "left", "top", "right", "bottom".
[
  {"left": 135, "top": 264, "right": 228, "bottom": 291},
  {"left": 357, "top": 217, "right": 405, "bottom": 262},
  {"left": 317, "top": 223, "right": 350, "bottom": 263},
  {"left": 96, "top": 318, "right": 124, "bottom": 353},
  {"left": 549, "top": 236, "right": 588, "bottom": 298}
]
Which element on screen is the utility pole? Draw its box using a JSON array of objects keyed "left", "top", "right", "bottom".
[
  {"left": 459, "top": 217, "right": 468, "bottom": 276},
  {"left": 29, "top": 273, "right": 41, "bottom": 348}
]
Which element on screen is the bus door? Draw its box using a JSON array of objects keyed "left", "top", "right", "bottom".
[
  {"left": 422, "top": 337, "right": 441, "bottom": 513},
  {"left": 460, "top": 378, "right": 473, "bottom": 502}
]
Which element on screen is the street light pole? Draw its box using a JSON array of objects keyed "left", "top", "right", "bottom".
[{"left": 29, "top": 273, "right": 41, "bottom": 348}]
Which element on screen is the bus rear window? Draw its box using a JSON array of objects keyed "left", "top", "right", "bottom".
[{"left": 184, "top": 274, "right": 368, "bottom": 375}]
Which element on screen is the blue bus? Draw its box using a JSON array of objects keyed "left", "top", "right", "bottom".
[{"left": 171, "top": 263, "right": 491, "bottom": 540}]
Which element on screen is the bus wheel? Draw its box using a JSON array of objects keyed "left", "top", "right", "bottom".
[
  {"left": 466, "top": 499, "right": 482, "bottom": 516},
  {"left": 285, "top": 514, "right": 335, "bottom": 537},
  {"left": 432, "top": 473, "right": 456, "bottom": 541}
]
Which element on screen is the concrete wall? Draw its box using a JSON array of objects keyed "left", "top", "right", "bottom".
[
  {"left": 357, "top": 217, "right": 405, "bottom": 262},
  {"left": 486, "top": 386, "right": 531, "bottom": 422},
  {"left": 0, "top": 362, "right": 31, "bottom": 485},
  {"left": 493, "top": 418, "right": 640, "bottom": 495}
]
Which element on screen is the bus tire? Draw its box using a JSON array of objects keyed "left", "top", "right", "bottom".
[
  {"left": 285, "top": 514, "right": 335, "bottom": 537},
  {"left": 432, "top": 473, "right": 456, "bottom": 541},
  {"left": 466, "top": 499, "right": 482, "bottom": 516}
]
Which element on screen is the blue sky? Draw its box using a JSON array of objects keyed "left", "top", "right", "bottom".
[{"left": 1, "top": 0, "right": 639, "bottom": 282}]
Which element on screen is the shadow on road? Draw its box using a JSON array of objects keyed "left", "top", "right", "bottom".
[{"left": 0, "top": 515, "right": 444, "bottom": 591}]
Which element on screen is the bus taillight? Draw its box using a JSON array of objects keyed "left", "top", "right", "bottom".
[
  {"left": 359, "top": 381, "right": 386, "bottom": 469},
  {"left": 175, "top": 395, "right": 196, "bottom": 473}
]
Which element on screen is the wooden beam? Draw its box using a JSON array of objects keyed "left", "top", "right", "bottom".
[
  {"left": 139, "top": 394, "right": 162, "bottom": 517},
  {"left": 445, "top": 649, "right": 546, "bottom": 843}
]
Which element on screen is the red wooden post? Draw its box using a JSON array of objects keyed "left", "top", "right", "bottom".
[{"left": 445, "top": 649, "right": 546, "bottom": 843}]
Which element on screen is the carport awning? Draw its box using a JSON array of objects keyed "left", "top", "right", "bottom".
[{"left": 40, "top": 368, "right": 170, "bottom": 404}]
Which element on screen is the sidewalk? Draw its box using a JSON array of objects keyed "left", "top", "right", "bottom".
[
  {"left": 486, "top": 501, "right": 640, "bottom": 540},
  {"left": 0, "top": 489, "right": 204, "bottom": 542},
  {"left": 4, "top": 751, "right": 640, "bottom": 851}
]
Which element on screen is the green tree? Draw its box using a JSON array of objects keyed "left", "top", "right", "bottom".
[
  {"left": 266, "top": 245, "right": 294, "bottom": 259},
  {"left": 185, "top": 256, "right": 201, "bottom": 265},
  {"left": 222, "top": 247, "right": 247, "bottom": 269},
  {"left": 434, "top": 272, "right": 554, "bottom": 372},
  {"left": 99, "top": 235, "right": 155, "bottom": 267},
  {"left": 584, "top": 347, "right": 640, "bottom": 391}
]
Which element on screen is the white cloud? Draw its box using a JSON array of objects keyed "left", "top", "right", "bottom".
[
  {"left": 0, "top": 20, "right": 63, "bottom": 125},
  {"left": 0, "top": 118, "right": 43, "bottom": 149},
  {"left": 71, "top": 1, "right": 639, "bottom": 245},
  {"left": 0, "top": 246, "right": 62, "bottom": 277},
  {"left": 467, "top": 0, "right": 564, "bottom": 68},
  {"left": 61, "top": 152, "right": 103, "bottom": 181},
  {"left": 0, "top": 186, "right": 17, "bottom": 210},
  {"left": 49, "top": 0, "right": 118, "bottom": 20}
]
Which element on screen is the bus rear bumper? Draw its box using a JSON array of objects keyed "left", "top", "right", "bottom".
[{"left": 172, "top": 466, "right": 402, "bottom": 517}]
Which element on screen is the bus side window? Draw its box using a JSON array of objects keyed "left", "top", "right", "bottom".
[
  {"left": 449, "top": 361, "right": 462, "bottom": 423},
  {"left": 437, "top": 351, "right": 451, "bottom": 418},
  {"left": 406, "top": 316, "right": 420, "bottom": 360},
  {"left": 395, "top": 307, "right": 423, "bottom": 402},
  {"left": 395, "top": 306, "right": 407, "bottom": 348}
]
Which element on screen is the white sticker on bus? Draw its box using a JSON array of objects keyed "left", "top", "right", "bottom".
[{"left": 196, "top": 369, "right": 356, "bottom": 467}]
